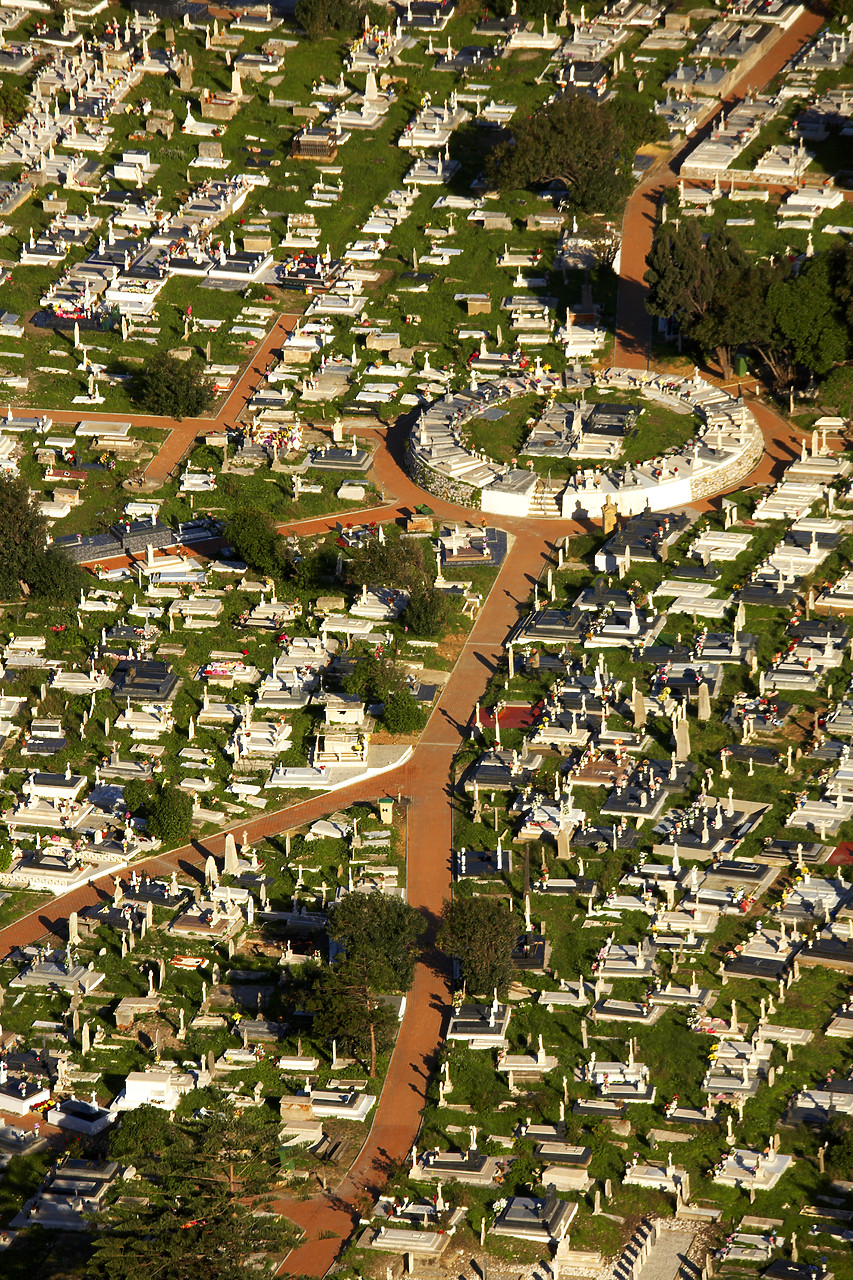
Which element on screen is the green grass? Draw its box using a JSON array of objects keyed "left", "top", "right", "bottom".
[{"left": 460, "top": 391, "right": 698, "bottom": 477}]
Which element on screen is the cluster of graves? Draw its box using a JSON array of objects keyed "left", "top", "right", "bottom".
[
  {"left": 0, "top": 0, "right": 844, "bottom": 429},
  {"left": 658, "top": 17, "right": 853, "bottom": 292},
  {"left": 0, "top": 0, "right": 829, "bottom": 424},
  {"left": 0, "top": 506, "right": 464, "bottom": 867},
  {"left": 0, "top": 806, "right": 410, "bottom": 1239},
  {"left": 369, "top": 451, "right": 853, "bottom": 1274},
  {"left": 0, "top": 1, "right": 853, "bottom": 1276}
]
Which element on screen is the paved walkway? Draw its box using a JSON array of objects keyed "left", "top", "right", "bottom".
[
  {"left": 636, "top": 1231, "right": 696, "bottom": 1280},
  {"left": 275, "top": 526, "right": 554, "bottom": 1277}
]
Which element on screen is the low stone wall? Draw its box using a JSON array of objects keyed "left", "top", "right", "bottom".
[
  {"left": 689, "top": 422, "right": 763, "bottom": 501},
  {"left": 406, "top": 443, "right": 480, "bottom": 508}
]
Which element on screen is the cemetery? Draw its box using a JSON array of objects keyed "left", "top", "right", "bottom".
[{"left": 0, "top": 0, "right": 850, "bottom": 1278}]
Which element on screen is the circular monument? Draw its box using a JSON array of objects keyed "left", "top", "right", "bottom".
[{"left": 407, "top": 365, "right": 764, "bottom": 519}]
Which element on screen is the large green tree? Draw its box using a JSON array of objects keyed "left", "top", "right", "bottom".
[
  {"left": 89, "top": 1103, "right": 293, "bottom": 1280},
  {"left": 0, "top": 475, "right": 83, "bottom": 601},
  {"left": 437, "top": 896, "right": 519, "bottom": 998},
  {"left": 646, "top": 226, "right": 853, "bottom": 386},
  {"left": 312, "top": 952, "right": 399, "bottom": 1077},
  {"left": 133, "top": 350, "right": 214, "bottom": 420},
  {"left": 830, "top": 242, "right": 853, "bottom": 329},
  {"left": 485, "top": 92, "right": 634, "bottom": 214},
  {"left": 327, "top": 890, "right": 425, "bottom": 988},
  {"left": 644, "top": 222, "right": 750, "bottom": 378}
]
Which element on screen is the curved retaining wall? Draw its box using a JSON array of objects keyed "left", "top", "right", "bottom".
[{"left": 406, "top": 369, "right": 766, "bottom": 520}]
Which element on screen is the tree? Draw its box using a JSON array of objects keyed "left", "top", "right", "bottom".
[
  {"left": 225, "top": 507, "right": 283, "bottom": 577},
  {"left": 490, "top": 0, "right": 563, "bottom": 18},
  {"left": 645, "top": 222, "right": 751, "bottom": 377},
  {"left": 89, "top": 1103, "right": 294, "bottom": 1280},
  {"left": 0, "top": 80, "right": 29, "bottom": 128},
  {"left": 485, "top": 92, "right": 633, "bottom": 215},
  {"left": 405, "top": 586, "right": 450, "bottom": 638},
  {"left": 146, "top": 784, "right": 193, "bottom": 846},
  {"left": 133, "top": 350, "right": 214, "bottom": 420},
  {"left": 0, "top": 475, "right": 84, "bottom": 601},
  {"left": 646, "top": 226, "right": 853, "bottom": 386},
  {"left": 345, "top": 529, "right": 435, "bottom": 595},
  {"left": 438, "top": 896, "right": 519, "bottom": 998},
  {"left": 312, "top": 953, "right": 398, "bottom": 1077},
  {"left": 327, "top": 890, "right": 425, "bottom": 989},
  {"left": 820, "top": 365, "right": 853, "bottom": 421},
  {"left": 382, "top": 687, "right": 426, "bottom": 735},
  {"left": 766, "top": 254, "right": 850, "bottom": 381}
]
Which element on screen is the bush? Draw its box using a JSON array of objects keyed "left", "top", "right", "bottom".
[
  {"left": 224, "top": 508, "right": 282, "bottom": 577},
  {"left": 344, "top": 647, "right": 407, "bottom": 705},
  {"left": 28, "top": 548, "right": 86, "bottom": 603},
  {"left": 0, "top": 476, "right": 84, "bottom": 601},
  {"left": 147, "top": 785, "right": 193, "bottom": 846},
  {"left": 295, "top": 0, "right": 387, "bottom": 38},
  {"left": 382, "top": 688, "right": 425, "bottom": 734},
  {"left": 404, "top": 586, "right": 450, "bottom": 639},
  {"left": 122, "top": 779, "right": 150, "bottom": 816},
  {"left": 132, "top": 351, "right": 215, "bottom": 420},
  {"left": 821, "top": 365, "right": 853, "bottom": 420}
]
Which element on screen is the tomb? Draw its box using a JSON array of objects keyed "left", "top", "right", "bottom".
[{"left": 492, "top": 1189, "right": 576, "bottom": 1243}]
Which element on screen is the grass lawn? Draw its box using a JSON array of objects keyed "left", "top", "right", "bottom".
[{"left": 460, "top": 390, "right": 699, "bottom": 478}]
